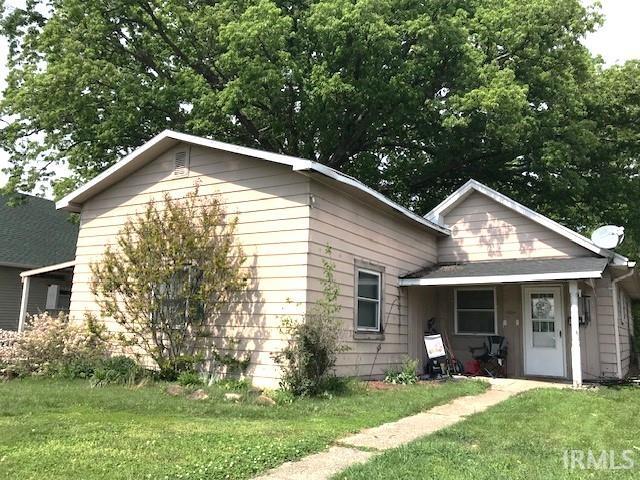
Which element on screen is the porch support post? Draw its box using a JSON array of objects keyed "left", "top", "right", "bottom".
[
  {"left": 569, "top": 281, "right": 582, "bottom": 388},
  {"left": 18, "top": 276, "right": 31, "bottom": 333}
]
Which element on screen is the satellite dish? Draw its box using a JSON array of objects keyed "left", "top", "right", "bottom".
[{"left": 591, "top": 225, "right": 625, "bottom": 249}]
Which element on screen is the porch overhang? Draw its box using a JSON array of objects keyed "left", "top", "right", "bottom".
[{"left": 399, "top": 257, "right": 609, "bottom": 287}]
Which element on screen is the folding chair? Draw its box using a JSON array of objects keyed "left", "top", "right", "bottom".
[{"left": 469, "top": 335, "right": 507, "bottom": 378}]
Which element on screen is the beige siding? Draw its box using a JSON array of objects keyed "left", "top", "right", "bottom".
[
  {"left": 307, "top": 178, "right": 438, "bottom": 378},
  {"left": 438, "top": 192, "right": 593, "bottom": 263},
  {"left": 594, "top": 273, "right": 619, "bottom": 378},
  {"left": 69, "top": 143, "right": 312, "bottom": 388}
]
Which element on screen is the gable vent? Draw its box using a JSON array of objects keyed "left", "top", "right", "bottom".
[{"left": 173, "top": 150, "right": 189, "bottom": 177}]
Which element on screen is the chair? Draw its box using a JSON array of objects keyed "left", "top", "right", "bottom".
[{"left": 469, "top": 335, "right": 507, "bottom": 378}]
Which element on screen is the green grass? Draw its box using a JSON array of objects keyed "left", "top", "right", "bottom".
[
  {"left": 0, "top": 378, "right": 486, "bottom": 479},
  {"left": 335, "top": 387, "right": 640, "bottom": 480}
]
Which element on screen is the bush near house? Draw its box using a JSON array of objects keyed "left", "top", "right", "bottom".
[
  {"left": 275, "top": 247, "right": 349, "bottom": 397},
  {"left": 90, "top": 187, "right": 248, "bottom": 380},
  {"left": 0, "top": 312, "right": 106, "bottom": 378}
]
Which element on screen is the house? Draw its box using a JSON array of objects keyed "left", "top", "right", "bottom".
[
  {"left": 49, "top": 130, "right": 638, "bottom": 388},
  {"left": 0, "top": 194, "right": 78, "bottom": 331}
]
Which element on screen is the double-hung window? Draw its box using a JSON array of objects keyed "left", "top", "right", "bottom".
[
  {"left": 356, "top": 269, "right": 382, "bottom": 331},
  {"left": 454, "top": 288, "right": 497, "bottom": 335}
]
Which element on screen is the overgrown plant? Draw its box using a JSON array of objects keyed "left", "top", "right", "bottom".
[
  {"left": 1, "top": 312, "right": 106, "bottom": 378},
  {"left": 275, "top": 246, "right": 348, "bottom": 396},
  {"left": 384, "top": 356, "right": 419, "bottom": 385},
  {"left": 90, "top": 187, "right": 247, "bottom": 380}
]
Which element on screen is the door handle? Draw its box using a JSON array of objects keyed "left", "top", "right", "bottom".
[{"left": 559, "top": 330, "right": 562, "bottom": 338}]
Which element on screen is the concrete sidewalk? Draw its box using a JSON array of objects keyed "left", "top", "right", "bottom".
[{"left": 253, "top": 378, "right": 567, "bottom": 480}]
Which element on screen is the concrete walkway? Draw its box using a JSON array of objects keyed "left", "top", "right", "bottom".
[{"left": 253, "top": 378, "right": 567, "bottom": 480}]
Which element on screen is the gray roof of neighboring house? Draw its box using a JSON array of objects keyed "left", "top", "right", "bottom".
[
  {"left": 0, "top": 194, "right": 79, "bottom": 268},
  {"left": 402, "top": 257, "right": 610, "bottom": 280}
]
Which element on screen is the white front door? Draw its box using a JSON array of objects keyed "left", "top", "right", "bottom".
[{"left": 523, "top": 286, "right": 566, "bottom": 377}]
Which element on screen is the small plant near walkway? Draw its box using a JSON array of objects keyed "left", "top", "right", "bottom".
[
  {"left": 90, "top": 186, "right": 248, "bottom": 380},
  {"left": 275, "top": 246, "right": 349, "bottom": 397},
  {"left": 384, "top": 356, "right": 419, "bottom": 385}
]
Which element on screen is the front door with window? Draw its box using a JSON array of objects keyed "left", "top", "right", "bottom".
[{"left": 523, "top": 286, "right": 565, "bottom": 377}]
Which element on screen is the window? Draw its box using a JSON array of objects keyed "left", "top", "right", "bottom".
[
  {"left": 356, "top": 269, "right": 381, "bottom": 331},
  {"left": 454, "top": 288, "right": 497, "bottom": 335},
  {"left": 151, "top": 264, "right": 204, "bottom": 328}
]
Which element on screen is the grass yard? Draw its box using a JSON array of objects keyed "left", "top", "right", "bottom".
[
  {"left": 0, "top": 378, "right": 486, "bottom": 479},
  {"left": 335, "top": 386, "right": 640, "bottom": 480}
]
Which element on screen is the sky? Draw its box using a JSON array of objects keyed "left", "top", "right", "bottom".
[{"left": 1, "top": 0, "right": 640, "bottom": 198}]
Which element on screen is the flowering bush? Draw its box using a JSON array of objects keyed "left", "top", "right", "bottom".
[
  {"left": 0, "top": 329, "right": 21, "bottom": 366},
  {"left": 1, "top": 312, "right": 107, "bottom": 377}
]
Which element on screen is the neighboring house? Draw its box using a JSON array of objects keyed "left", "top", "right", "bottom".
[
  {"left": 0, "top": 194, "right": 78, "bottom": 330},
  {"left": 52, "top": 130, "right": 638, "bottom": 388}
]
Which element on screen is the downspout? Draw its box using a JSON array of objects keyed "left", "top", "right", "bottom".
[{"left": 611, "top": 262, "right": 636, "bottom": 379}]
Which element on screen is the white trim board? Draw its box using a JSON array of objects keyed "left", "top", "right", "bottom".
[
  {"left": 20, "top": 260, "right": 76, "bottom": 278},
  {"left": 424, "top": 179, "right": 628, "bottom": 265},
  {"left": 55, "top": 130, "right": 449, "bottom": 236},
  {"left": 399, "top": 270, "right": 604, "bottom": 287}
]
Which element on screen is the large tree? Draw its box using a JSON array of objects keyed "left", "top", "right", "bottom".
[{"left": 1, "top": 0, "right": 638, "bottom": 255}]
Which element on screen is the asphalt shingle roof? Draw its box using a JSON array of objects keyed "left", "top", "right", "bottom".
[
  {"left": 402, "top": 257, "right": 609, "bottom": 280},
  {"left": 0, "top": 194, "right": 79, "bottom": 268}
]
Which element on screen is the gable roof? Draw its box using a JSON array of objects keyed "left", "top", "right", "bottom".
[
  {"left": 425, "top": 179, "right": 629, "bottom": 265},
  {"left": 0, "top": 194, "right": 79, "bottom": 269},
  {"left": 56, "top": 130, "right": 449, "bottom": 236}
]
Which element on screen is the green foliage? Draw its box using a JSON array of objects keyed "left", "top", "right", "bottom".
[
  {"left": 177, "top": 371, "right": 204, "bottom": 387},
  {"left": 0, "top": 378, "right": 487, "bottom": 479},
  {"left": 275, "top": 246, "right": 348, "bottom": 397},
  {"left": 91, "top": 356, "right": 145, "bottom": 387},
  {"left": 384, "top": 356, "right": 419, "bottom": 385},
  {"left": 3, "top": 0, "right": 640, "bottom": 258},
  {"left": 1, "top": 312, "right": 107, "bottom": 378},
  {"left": 90, "top": 187, "right": 247, "bottom": 380},
  {"left": 211, "top": 350, "right": 251, "bottom": 377},
  {"left": 215, "top": 378, "right": 251, "bottom": 392}
]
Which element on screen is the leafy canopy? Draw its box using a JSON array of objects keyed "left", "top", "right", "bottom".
[{"left": 1, "top": 0, "right": 639, "bottom": 256}]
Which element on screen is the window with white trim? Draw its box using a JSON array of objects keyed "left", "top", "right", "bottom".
[
  {"left": 356, "top": 269, "right": 381, "bottom": 331},
  {"left": 454, "top": 288, "right": 497, "bottom": 335}
]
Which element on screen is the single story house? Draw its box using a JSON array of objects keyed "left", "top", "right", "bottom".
[
  {"left": 50, "top": 130, "right": 638, "bottom": 388},
  {"left": 0, "top": 194, "right": 78, "bottom": 331}
]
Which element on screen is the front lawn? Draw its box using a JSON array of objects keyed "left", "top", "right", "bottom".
[
  {"left": 0, "top": 378, "right": 485, "bottom": 479},
  {"left": 335, "top": 386, "right": 640, "bottom": 480}
]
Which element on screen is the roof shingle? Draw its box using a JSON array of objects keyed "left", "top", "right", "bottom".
[{"left": 0, "top": 194, "right": 79, "bottom": 268}]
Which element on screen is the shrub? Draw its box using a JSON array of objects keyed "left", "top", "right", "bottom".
[
  {"left": 275, "top": 246, "right": 348, "bottom": 397},
  {"left": 384, "top": 356, "right": 419, "bottom": 385},
  {"left": 4, "top": 312, "right": 106, "bottom": 377},
  {"left": 90, "top": 187, "right": 248, "bottom": 381},
  {"left": 0, "top": 329, "right": 20, "bottom": 362},
  {"left": 177, "top": 371, "right": 204, "bottom": 387},
  {"left": 91, "top": 356, "right": 144, "bottom": 387},
  {"left": 215, "top": 378, "right": 250, "bottom": 391}
]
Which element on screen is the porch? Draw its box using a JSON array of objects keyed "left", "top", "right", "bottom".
[
  {"left": 17, "top": 260, "right": 75, "bottom": 332},
  {"left": 402, "top": 257, "right": 636, "bottom": 387}
]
